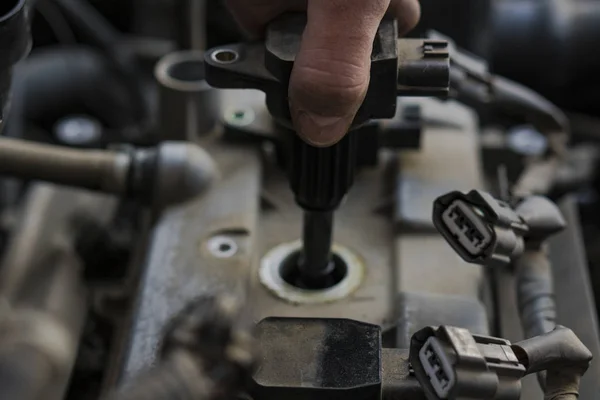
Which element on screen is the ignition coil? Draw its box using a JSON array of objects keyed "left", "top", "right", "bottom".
[{"left": 204, "top": 13, "right": 450, "bottom": 288}]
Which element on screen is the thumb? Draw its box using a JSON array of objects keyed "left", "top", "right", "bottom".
[{"left": 289, "top": 0, "right": 391, "bottom": 147}]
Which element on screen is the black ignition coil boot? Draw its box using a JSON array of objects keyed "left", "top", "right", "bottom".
[
  {"left": 0, "top": 0, "right": 31, "bottom": 129},
  {"left": 432, "top": 190, "right": 528, "bottom": 267},
  {"left": 410, "top": 326, "right": 526, "bottom": 400}
]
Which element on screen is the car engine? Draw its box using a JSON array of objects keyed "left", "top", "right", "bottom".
[{"left": 1, "top": 1, "right": 600, "bottom": 399}]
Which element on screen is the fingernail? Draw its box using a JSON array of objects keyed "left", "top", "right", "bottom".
[{"left": 293, "top": 110, "right": 350, "bottom": 147}]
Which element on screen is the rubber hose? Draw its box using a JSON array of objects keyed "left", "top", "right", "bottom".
[
  {"left": 515, "top": 248, "right": 557, "bottom": 390},
  {"left": 51, "top": 0, "right": 120, "bottom": 50},
  {"left": 6, "top": 47, "right": 138, "bottom": 138},
  {"left": 544, "top": 370, "right": 580, "bottom": 400},
  {"left": 0, "top": 137, "right": 128, "bottom": 194},
  {"left": 513, "top": 327, "right": 592, "bottom": 400},
  {"left": 48, "top": 0, "right": 150, "bottom": 125},
  {"left": 515, "top": 249, "right": 556, "bottom": 339}
]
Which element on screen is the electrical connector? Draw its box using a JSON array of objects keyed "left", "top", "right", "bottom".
[
  {"left": 418, "top": 336, "right": 456, "bottom": 398},
  {"left": 440, "top": 199, "right": 494, "bottom": 257},
  {"left": 433, "top": 190, "right": 528, "bottom": 267},
  {"left": 410, "top": 326, "right": 526, "bottom": 400},
  {"left": 433, "top": 190, "right": 567, "bottom": 267}
]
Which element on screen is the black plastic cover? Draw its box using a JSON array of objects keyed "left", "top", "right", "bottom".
[
  {"left": 265, "top": 13, "right": 399, "bottom": 124},
  {"left": 288, "top": 129, "right": 357, "bottom": 211}
]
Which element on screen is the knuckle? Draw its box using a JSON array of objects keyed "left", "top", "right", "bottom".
[{"left": 291, "top": 63, "right": 368, "bottom": 115}]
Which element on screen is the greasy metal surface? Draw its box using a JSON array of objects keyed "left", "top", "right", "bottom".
[
  {"left": 395, "top": 99, "right": 485, "bottom": 300},
  {"left": 381, "top": 349, "right": 426, "bottom": 400},
  {"left": 251, "top": 147, "right": 396, "bottom": 327},
  {"left": 0, "top": 184, "right": 117, "bottom": 400},
  {"left": 395, "top": 292, "right": 488, "bottom": 348},
  {"left": 121, "top": 94, "right": 488, "bottom": 379},
  {"left": 1, "top": 184, "right": 116, "bottom": 301},
  {"left": 121, "top": 99, "right": 261, "bottom": 378}
]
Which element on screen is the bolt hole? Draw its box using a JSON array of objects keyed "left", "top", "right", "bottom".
[
  {"left": 207, "top": 236, "right": 238, "bottom": 258},
  {"left": 212, "top": 49, "right": 239, "bottom": 64},
  {"left": 219, "top": 243, "right": 232, "bottom": 252},
  {"left": 279, "top": 251, "right": 348, "bottom": 290}
]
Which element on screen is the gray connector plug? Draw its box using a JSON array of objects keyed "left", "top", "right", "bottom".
[
  {"left": 441, "top": 199, "right": 494, "bottom": 257},
  {"left": 433, "top": 190, "right": 567, "bottom": 267},
  {"left": 418, "top": 336, "right": 456, "bottom": 398},
  {"left": 410, "top": 326, "right": 526, "bottom": 400},
  {"left": 433, "top": 190, "right": 528, "bottom": 267}
]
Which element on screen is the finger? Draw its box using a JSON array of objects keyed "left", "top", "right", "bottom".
[
  {"left": 225, "top": 0, "right": 307, "bottom": 36},
  {"left": 289, "top": 0, "right": 391, "bottom": 147},
  {"left": 389, "top": 0, "right": 421, "bottom": 34}
]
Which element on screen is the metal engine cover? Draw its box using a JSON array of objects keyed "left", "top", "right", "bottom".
[{"left": 120, "top": 93, "right": 488, "bottom": 379}]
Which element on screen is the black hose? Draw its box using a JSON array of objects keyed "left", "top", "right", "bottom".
[
  {"left": 47, "top": 0, "right": 150, "bottom": 127},
  {"left": 515, "top": 249, "right": 556, "bottom": 339},
  {"left": 35, "top": 0, "right": 76, "bottom": 44},
  {"left": 107, "top": 296, "right": 255, "bottom": 400},
  {"left": 50, "top": 0, "right": 121, "bottom": 51},
  {"left": 6, "top": 47, "right": 140, "bottom": 139}
]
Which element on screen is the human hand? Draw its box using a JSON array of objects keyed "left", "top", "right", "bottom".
[{"left": 225, "top": 0, "right": 420, "bottom": 146}]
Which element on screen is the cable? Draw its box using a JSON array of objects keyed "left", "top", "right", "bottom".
[
  {"left": 51, "top": 0, "right": 120, "bottom": 50},
  {"left": 50, "top": 0, "right": 151, "bottom": 128},
  {"left": 35, "top": 0, "right": 76, "bottom": 44}
]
